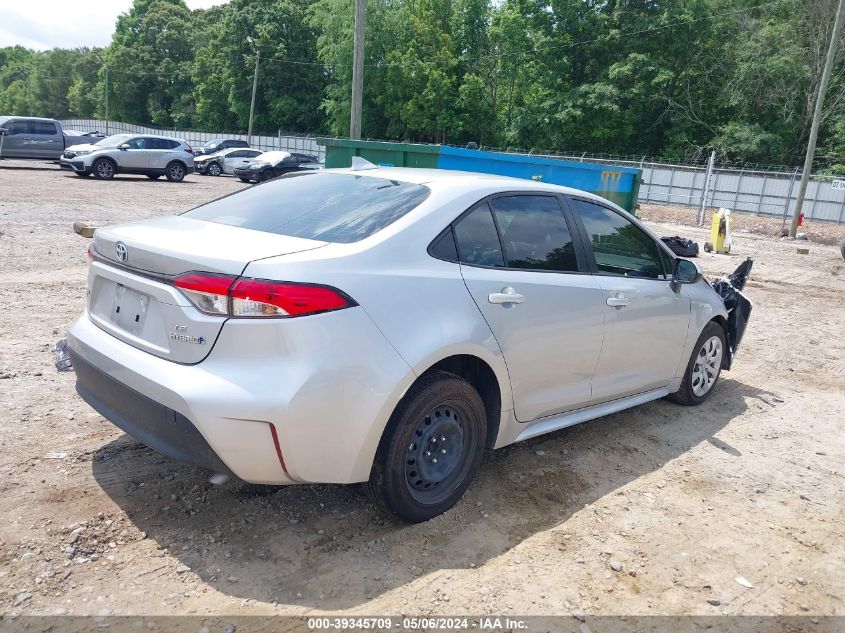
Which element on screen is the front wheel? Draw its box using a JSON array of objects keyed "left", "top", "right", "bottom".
[
  {"left": 368, "top": 371, "right": 487, "bottom": 523},
  {"left": 92, "top": 158, "right": 115, "bottom": 180},
  {"left": 668, "top": 322, "right": 726, "bottom": 406},
  {"left": 207, "top": 162, "right": 222, "bottom": 176},
  {"left": 165, "top": 161, "right": 186, "bottom": 182}
]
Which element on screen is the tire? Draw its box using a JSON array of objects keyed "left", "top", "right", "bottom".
[
  {"left": 92, "top": 158, "right": 115, "bottom": 180},
  {"left": 207, "top": 162, "right": 222, "bottom": 176},
  {"left": 165, "top": 161, "right": 186, "bottom": 182},
  {"left": 668, "top": 322, "right": 727, "bottom": 406},
  {"left": 703, "top": 242, "right": 713, "bottom": 252},
  {"left": 260, "top": 170, "right": 273, "bottom": 182},
  {"left": 146, "top": 174, "right": 161, "bottom": 180},
  {"left": 368, "top": 370, "right": 487, "bottom": 523},
  {"left": 239, "top": 177, "right": 251, "bottom": 183}
]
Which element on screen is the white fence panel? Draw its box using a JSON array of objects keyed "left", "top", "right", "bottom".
[
  {"left": 556, "top": 153, "right": 844, "bottom": 223},
  {"left": 60, "top": 119, "right": 325, "bottom": 160}
]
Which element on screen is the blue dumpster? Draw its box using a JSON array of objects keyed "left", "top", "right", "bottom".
[{"left": 437, "top": 146, "right": 641, "bottom": 212}]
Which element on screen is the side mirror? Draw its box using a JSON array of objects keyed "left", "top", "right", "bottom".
[
  {"left": 0, "top": 128, "right": 7, "bottom": 136},
  {"left": 118, "top": 143, "right": 130, "bottom": 150},
  {"left": 671, "top": 258, "right": 702, "bottom": 291}
]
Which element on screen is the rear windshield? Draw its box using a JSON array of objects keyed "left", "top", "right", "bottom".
[{"left": 183, "top": 172, "right": 431, "bottom": 244}]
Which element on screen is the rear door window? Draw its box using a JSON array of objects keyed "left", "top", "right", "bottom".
[
  {"left": 33, "top": 121, "right": 57, "bottom": 135},
  {"left": 184, "top": 172, "right": 430, "bottom": 244},
  {"left": 490, "top": 195, "right": 579, "bottom": 272},
  {"left": 453, "top": 203, "right": 505, "bottom": 267},
  {"left": 569, "top": 198, "right": 664, "bottom": 279}
]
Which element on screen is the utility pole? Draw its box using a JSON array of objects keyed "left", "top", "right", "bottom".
[
  {"left": 790, "top": 0, "right": 845, "bottom": 237},
  {"left": 95, "top": 54, "right": 109, "bottom": 135},
  {"left": 247, "top": 36, "right": 259, "bottom": 146},
  {"left": 103, "top": 64, "right": 109, "bottom": 136},
  {"left": 350, "top": 0, "right": 367, "bottom": 139}
]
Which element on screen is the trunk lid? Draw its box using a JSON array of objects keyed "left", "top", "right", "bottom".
[{"left": 88, "top": 216, "right": 327, "bottom": 363}]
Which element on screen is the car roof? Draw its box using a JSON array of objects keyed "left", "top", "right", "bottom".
[
  {"left": 256, "top": 150, "right": 291, "bottom": 161},
  {"left": 0, "top": 115, "right": 58, "bottom": 123},
  {"left": 328, "top": 166, "right": 621, "bottom": 208}
]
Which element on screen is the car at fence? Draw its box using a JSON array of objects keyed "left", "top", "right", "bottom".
[
  {"left": 0, "top": 116, "right": 99, "bottom": 160},
  {"left": 194, "top": 148, "right": 263, "bottom": 176},
  {"left": 67, "top": 164, "right": 749, "bottom": 523},
  {"left": 59, "top": 133, "right": 194, "bottom": 182},
  {"left": 194, "top": 138, "right": 250, "bottom": 157},
  {"left": 231, "top": 150, "right": 321, "bottom": 182}
]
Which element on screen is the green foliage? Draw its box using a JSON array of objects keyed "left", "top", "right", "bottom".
[{"left": 1, "top": 0, "right": 843, "bottom": 170}]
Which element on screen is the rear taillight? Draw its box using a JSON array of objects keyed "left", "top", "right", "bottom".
[
  {"left": 172, "top": 273, "right": 354, "bottom": 318},
  {"left": 173, "top": 273, "right": 233, "bottom": 316},
  {"left": 185, "top": 146, "right": 193, "bottom": 154},
  {"left": 87, "top": 243, "right": 95, "bottom": 261}
]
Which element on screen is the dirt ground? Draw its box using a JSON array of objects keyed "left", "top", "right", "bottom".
[{"left": 1, "top": 160, "right": 843, "bottom": 621}]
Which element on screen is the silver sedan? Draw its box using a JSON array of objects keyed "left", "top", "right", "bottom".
[{"left": 67, "top": 165, "right": 747, "bottom": 522}]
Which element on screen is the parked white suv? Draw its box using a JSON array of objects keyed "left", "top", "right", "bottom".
[{"left": 60, "top": 133, "right": 194, "bottom": 182}]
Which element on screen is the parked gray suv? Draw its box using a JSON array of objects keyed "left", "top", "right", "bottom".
[{"left": 59, "top": 133, "right": 194, "bottom": 182}]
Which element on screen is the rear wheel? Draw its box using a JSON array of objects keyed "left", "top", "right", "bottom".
[
  {"left": 668, "top": 322, "right": 726, "bottom": 406},
  {"left": 261, "top": 170, "right": 273, "bottom": 182},
  {"left": 368, "top": 371, "right": 487, "bottom": 523},
  {"left": 92, "top": 158, "right": 115, "bottom": 180},
  {"left": 207, "top": 162, "right": 222, "bottom": 176},
  {"left": 165, "top": 161, "right": 186, "bottom": 182}
]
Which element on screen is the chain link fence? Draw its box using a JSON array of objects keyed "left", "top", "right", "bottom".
[
  {"left": 60, "top": 120, "right": 845, "bottom": 223},
  {"left": 60, "top": 119, "right": 325, "bottom": 160},
  {"left": 542, "top": 152, "right": 845, "bottom": 224}
]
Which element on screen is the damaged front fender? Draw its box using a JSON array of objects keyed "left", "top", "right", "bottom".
[{"left": 711, "top": 258, "right": 753, "bottom": 370}]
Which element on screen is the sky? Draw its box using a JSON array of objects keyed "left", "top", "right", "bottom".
[{"left": 0, "top": 0, "right": 230, "bottom": 51}]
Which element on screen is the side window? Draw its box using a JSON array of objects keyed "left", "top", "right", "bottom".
[
  {"left": 125, "top": 137, "right": 147, "bottom": 149},
  {"left": 165, "top": 139, "right": 181, "bottom": 149},
  {"left": 245, "top": 150, "right": 261, "bottom": 158},
  {"left": 228, "top": 150, "right": 245, "bottom": 158},
  {"left": 33, "top": 121, "right": 57, "bottom": 135},
  {"left": 428, "top": 226, "right": 458, "bottom": 262},
  {"left": 453, "top": 203, "right": 505, "bottom": 267},
  {"left": 569, "top": 198, "right": 664, "bottom": 279},
  {"left": 489, "top": 195, "right": 578, "bottom": 272},
  {"left": 6, "top": 121, "right": 31, "bottom": 135}
]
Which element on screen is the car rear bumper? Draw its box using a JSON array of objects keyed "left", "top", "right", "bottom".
[
  {"left": 66, "top": 305, "right": 414, "bottom": 485},
  {"left": 70, "top": 349, "right": 234, "bottom": 475}
]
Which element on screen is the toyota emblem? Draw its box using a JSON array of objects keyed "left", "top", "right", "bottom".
[{"left": 115, "top": 242, "right": 128, "bottom": 263}]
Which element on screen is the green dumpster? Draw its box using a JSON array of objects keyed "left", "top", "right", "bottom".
[{"left": 318, "top": 138, "right": 440, "bottom": 169}]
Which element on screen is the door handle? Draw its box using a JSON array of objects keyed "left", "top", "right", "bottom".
[
  {"left": 488, "top": 287, "right": 525, "bottom": 305},
  {"left": 606, "top": 295, "right": 630, "bottom": 307}
]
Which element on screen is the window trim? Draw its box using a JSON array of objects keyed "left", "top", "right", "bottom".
[
  {"left": 427, "top": 191, "right": 591, "bottom": 275},
  {"left": 562, "top": 195, "right": 673, "bottom": 281}
]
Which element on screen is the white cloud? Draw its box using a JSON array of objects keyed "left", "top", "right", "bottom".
[{"left": 0, "top": 0, "right": 229, "bottom": 51}]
